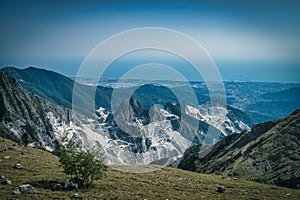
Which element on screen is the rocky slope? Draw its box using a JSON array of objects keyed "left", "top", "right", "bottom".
[
  {"left": 178, "top": 109, "right": 300, "bottom": 189},
  {"left": 0, "top": 72, "right": 69, "bottom": 149},
  {"left": 94, "top": 97, "right": 255, "bottom": 164}
]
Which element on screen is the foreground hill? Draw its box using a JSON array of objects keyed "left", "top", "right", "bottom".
[
  {"left": 178, "top": 109, "right": 300, "bottom": 189},
  {"left": 0, "top": 137, "right": 299, "bottom": 199}
]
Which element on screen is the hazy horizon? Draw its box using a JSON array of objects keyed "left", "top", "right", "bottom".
[{"left": 2, "top": 64, "right": 300, "bottom": 84}]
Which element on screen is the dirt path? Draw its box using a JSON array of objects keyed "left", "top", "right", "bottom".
[{"left": 110, "top": 164, "right": 163, "bottom": 173}]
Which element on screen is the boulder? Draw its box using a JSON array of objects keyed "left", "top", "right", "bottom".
[
  {"left": 52, "top": 183, "right": 62, "bottom": 191},
  {"left": 4, "top": 156, "right": 10, "bottom": 160},
  {"left": 14, "top": 163, "right": 23, "bottom": 169},
  {"left": 47, "top": 161, "right": 55, "bottom": 166},
  {"left": 19, "top": 184, "right": 37, "bottom": 194},
  {"left": 285, "top": 193, "right": 290, "bottom": 198},
  {"left": 11, "top": 190, "right": 21, "bottom": 195},
  {"left": 216, "top": 184, "right": 225, "bottom": 193},
  {"left": 1, "top": 179, "right": 12, "bottom": 185},
  {"left": 64, "top": 180, "right": 79, "bottom": 191},
  {"left": 73, "top": 193, "right": 81, "bottom": 198}
]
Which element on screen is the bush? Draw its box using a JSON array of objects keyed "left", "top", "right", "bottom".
[
  {"left": 57, "top": 140, "right": 107, "bottom": 188},
  {"left": 21, "top": 132, "right": 29, "bottom": 147},
  {"left": 194, "top": 160, "right": 203, "bottom": 172}
]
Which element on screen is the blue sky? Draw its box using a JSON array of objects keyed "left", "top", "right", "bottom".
[{"left": 0, "top": 0, "right": 300, "bottom": 82}]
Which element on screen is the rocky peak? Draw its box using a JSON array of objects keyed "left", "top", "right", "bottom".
[{"left": 148, "top": 104, "right": 165, "bottom": 122}]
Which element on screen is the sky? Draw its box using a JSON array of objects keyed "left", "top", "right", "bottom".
[{"left": 0, "top": 0, "right": 300, "bottom": 82}]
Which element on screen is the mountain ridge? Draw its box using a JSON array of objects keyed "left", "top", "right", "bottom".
[
  {"left": 178, "top": 108, "right": 300, "bottom": 189},
  {"left": 0, "top": 71, "right": 70, "bottom": 149},
  {"left": 2, "top": 66, "right": 299, "bottom": 124}
]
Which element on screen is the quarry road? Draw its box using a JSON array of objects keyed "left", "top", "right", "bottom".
[{"left": 110, "top": 164, "right": 163, "bottom": 173}]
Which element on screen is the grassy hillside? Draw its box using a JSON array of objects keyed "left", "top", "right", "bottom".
[{"left": 0, "top": 137, "right": 299, "bottom": 200}]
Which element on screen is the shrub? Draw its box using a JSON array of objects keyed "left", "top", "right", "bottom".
[
  {"left": 194, "top": 160, "right": 203, "bottom": 172},
  {"left": 57, "top": 140, "right": 107, "bottom": 188},
  {"left": 21, "top": 132, "right": 29, "bottom": 147}
]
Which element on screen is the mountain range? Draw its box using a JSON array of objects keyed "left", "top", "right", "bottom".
[
  {"left": 0, "top": 67, "right": 254, "bottom": 165},
  {"left": 2, "top": 67, "right": 300, "bottom": 123},
  {"left": 0, "top": 66, "right": 299, "bottom": 189},
  {"left": 178, "top": 108, "right": 300, "bottom": 189}
]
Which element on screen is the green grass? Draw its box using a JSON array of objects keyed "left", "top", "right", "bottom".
[{"left": 0, "top": 137, "right": 299, "bottom": 199}]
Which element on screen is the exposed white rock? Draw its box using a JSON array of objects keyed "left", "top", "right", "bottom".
[{"left": 45, "top": 101, "right": 251, "bottom": 165}]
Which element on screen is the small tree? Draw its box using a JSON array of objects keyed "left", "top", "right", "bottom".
[
  {"left": 57, "top": 140, "right": 107, "bottom": 188},
  {"left": 194, "top": 160, "right": 203, "bottom": 172},
  {"left": 21, "top": 132, "right": 29, "bottom": 147}
]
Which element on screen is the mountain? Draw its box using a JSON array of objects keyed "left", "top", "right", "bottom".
[
  {"left": 0, "top": 67, "right": 206, "bottom": 112},
  {"left": 261, "top": 87, "right": 300, "bottom": 101},
  {"left": 131, "top": 84, "right": 210, "bottom": 108},
  {"left": 246, "top": 101, "right": 300, "bottom": 123},
  {"left": 2, "top": 67, "right": 299, "bottom": 124},
  {"left": 245, "top": 87, "right": 300, "bottom": 122},
  {"left": 0, "top": 72, "right": 69, "bottom": 149},
  {"left": 178, "top": 109, "right": 300, "bottom": 189},
  {"left": 0, "top": 67, "right": 112, "bottom": 112},
  {"left": 0, "top": 67, "right": 76, "bottom": 108},
  {"left": 224, "top": 82, "right": 300, "bottom": 123},
  {"left": 0, "top": 72, "right": 254, "bottom": 165}
]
